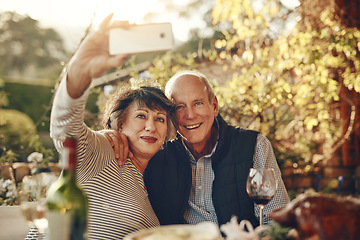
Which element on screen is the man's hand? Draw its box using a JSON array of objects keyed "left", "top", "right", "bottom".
[{"left": 99, "top": 130, "right": 133, "bottom": 166}]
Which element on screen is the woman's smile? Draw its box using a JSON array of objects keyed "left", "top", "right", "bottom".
[{"left": 140, "top": 136, "right": 158, "bottom": 143}]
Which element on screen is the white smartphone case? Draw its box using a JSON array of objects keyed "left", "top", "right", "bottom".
[{"left": 109, "top": 22, "right": 174, "bottom": 55}]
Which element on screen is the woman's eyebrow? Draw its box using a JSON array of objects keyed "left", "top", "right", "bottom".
[
  {"left": 134, "top": 108, "right": 148, "bottom": 112},
  {"left": 135, "top": 108, "right": 166, "bottom": 116},
  {"left": 157, "top": 112, "right": 166, "bottom": 116}
]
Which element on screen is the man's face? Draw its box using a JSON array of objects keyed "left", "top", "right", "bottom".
[{"left": 168, "top": 74, "right": 218, "bottom": 152}]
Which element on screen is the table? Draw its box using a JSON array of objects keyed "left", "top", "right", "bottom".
[{"left": 0, "top": 206, "right": 30, "bottom": 240}]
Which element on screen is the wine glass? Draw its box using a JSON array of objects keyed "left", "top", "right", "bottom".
[
  {"left": 20, "top": 172, "right": 57, "bottom": 235},
  {"left": 246, "top": 168, "right": 278, "bottom": 225},
  {"left": 20, "top": 176, "right": 42, "bottom": 231}
]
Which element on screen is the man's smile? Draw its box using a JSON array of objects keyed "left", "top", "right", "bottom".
[{"left": 184, "top": 123, "right": 202, "bottom": 130}]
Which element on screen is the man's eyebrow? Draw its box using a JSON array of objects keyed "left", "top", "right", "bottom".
[{"left": 193, "top": 98, "right": 205, "bottom": 102}]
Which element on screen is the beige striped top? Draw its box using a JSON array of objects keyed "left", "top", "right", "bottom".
[{"left": 49, "top": 77, "right": 160, "bottom": 239}]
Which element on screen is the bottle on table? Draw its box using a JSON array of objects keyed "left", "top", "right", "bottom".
[{"left": 46, "top": 137, "right": 88, "bottom": 240}]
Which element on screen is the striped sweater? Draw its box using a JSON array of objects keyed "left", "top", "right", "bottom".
[{"left": 49, "top": 77, "right": 160, "bottom": 239}]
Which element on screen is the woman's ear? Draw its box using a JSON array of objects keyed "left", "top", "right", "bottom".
[{"left": 118, "top": 123, "right": 123, "bottom": 131}]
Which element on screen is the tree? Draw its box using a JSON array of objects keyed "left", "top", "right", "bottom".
[
  {"left": 0, "top": 11, "right": 67, "bottom": 83},
  {"left": 0, "top": 11, "right": 65, "bottom": 163},
  {"left": 0, "top": 79, "right": 55, "bottom": 164},
  {"left": 210, "top": 0, "right": 360, "bottom": 166},
  {"left": 0, "top": 78, "right": 8, "bottom": 108},
  {"left": 0, "top": 109, "right": 38, "bottom": 162},
  {"left": 119, "top": 0, "right": 360, "bottom": 167}
]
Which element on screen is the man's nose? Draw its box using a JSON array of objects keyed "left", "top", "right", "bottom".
[{"left": 185, "top": 106, "right": 195, "bottom": 119}]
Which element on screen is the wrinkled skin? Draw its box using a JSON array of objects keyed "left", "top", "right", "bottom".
[{"left": 270, "top": 193, "right": 360, "bottom": 240}]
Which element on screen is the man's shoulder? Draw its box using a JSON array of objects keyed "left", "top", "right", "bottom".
[
  {"left": 228, "top": 126, "right": 259, "bottom": 138},
  {"left": 152, "top": 138, "right": 184, "bottom": 160},
  {"left": 220, "top": 126, "right": 259, "bottom": 154},
  {"left": 217, "top": 115, "right": 258, "bottom": 137}
]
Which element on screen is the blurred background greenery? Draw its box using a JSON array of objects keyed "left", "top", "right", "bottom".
[{"left": 0, "top": 0, "right": 359, "bottom": 197}]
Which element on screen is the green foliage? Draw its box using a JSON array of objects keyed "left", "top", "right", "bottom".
[
  {"left": 0, "top": 12, "right": 68, "bottom": 165},
  {"left": 0, "top": 108, "right": 56, "bottom": 165},
  {"left": 90, "top": 0, "right": 359, "bottom": 170},
  {"left": 268, "top": 221, "right": 292, "bottom": 240},
  {"left": 322, "top": 178, "right": 341, "bottom": 194},
  {"left": 208, "top": 0, "right": 360, "bottom": 166},
  {"left": 174, "top": 30, "right": 225, "bottom": 56},
  {"left": 145, "top": 52, "right": 197, "bottom": 86},
  {"left": 0, "top": 78, "right": 9, "bottom": 108},
  {"left": 3, "top": 82, "right": 54, "bottom": 132},
  {"left": 0, "top": 150, "right": 18, "bottom": 165},
  {"left": 122, "top": 52, "right": 197, "bottom": 89},
  {"left": 0, "top": 109, "right": 39, "bottom": 161},
  {"left": 82, "top": 0, "right": 360, "bottom": 171},
  {"left": 0, "top": 11, "right": 68, "bottom": 84},
  {"left": 3, "top": 81, "right": 100, "bottom": 134}
]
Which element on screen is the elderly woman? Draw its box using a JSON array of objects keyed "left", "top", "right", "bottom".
[{"left": 26, "top": 15, "right": 176, "bottom": 240}]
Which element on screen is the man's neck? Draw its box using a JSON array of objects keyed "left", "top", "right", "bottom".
[
  {"left": 189, "top": 144, "right": 212, "bottom": 160},
  {"left": 185, "top": 126, "right": 219, "bottom": 160}
]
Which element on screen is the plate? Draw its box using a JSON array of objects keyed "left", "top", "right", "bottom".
[{"left": 124, "top": 222, "right": 222, "bottom": 240}]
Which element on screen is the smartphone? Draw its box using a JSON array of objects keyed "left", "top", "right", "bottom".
[{"left": 109, "top": 22, "right": 174, "bottom": 55}]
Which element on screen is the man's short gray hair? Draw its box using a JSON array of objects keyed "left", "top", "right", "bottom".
[{"left": 165, "top": 70, "right": 216, "bottom": 102}]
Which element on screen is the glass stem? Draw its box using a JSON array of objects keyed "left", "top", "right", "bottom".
[{"left": 259, "top": 205, "right": 264, "bottom": 225}]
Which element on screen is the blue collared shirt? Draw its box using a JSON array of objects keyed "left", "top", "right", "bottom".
[
  {"left": 182, "top": 123, "right": 289, "bottom": 226},
  {"left": 183, "top": 139, "right": 219, "bottom": 225}
]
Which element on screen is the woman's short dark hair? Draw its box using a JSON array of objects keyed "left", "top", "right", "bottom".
[{"left": 102, "top": 86, "right": 177, "bottom": 141}]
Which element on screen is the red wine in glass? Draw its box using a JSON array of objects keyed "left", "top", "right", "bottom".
[
  {"left": 246, "top": 168, "right": 277, "bottom": 225},
  {"left": 250, "top": 195, "right": 272, "bottom": 205}
]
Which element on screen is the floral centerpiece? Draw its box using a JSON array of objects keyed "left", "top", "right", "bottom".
[
  {"left": 0, "top": 151, "right": 54, "bottom": 206},
  {"left": 27, "top": 152, "right": 50, "bottom": 174},
  {"left": 220, "top": 216, "right": 291, "bottom": 240},
  {"left": 0, "top": 178, "right": 18, "bottom": 205}
]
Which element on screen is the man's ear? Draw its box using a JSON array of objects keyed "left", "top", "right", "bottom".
[{"left": 213, "top": 96, "right": 219, "bottom": 117}]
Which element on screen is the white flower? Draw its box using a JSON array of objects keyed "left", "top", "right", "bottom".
[
  {"left": 0, "top": 178, "right": 19, "bottom": 205},
  {"left": 27, "top": 152, "right": 43, "bottom": 163},
  {"left": 0, "top": 179, "right": 6, "bottom": 194},
  {"left": 1, "top": 179, "right": 11, "bottom": 190},
  {"left": 4, "top": 179, "right": 12, "bottom": 186},
  {"left": 220, "top": 216, "right": 271, "bottom": 240},
  {"left": 6, "top": 180, "right": 15, "bottom": 191},
  {"left": 103, "top": 85, "right": 114, "bottom": 96},
  {"left": 5, "top": 189, "right": 17, "bottom": 198},
  {"left": 0, "top": 179, "right": 18, "bottom": 198}
]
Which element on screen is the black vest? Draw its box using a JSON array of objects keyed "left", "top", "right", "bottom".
[{"left": 144, "top": 115, "right": 259, "bottom": 227}]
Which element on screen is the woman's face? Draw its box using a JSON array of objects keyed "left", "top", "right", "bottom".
[{"left": 120, "top": 102, "right": 168, "bottom": 160}]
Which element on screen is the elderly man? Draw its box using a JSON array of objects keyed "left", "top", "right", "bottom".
[{"left": 107, "top": 70, "right": 290, "bottom": 227}]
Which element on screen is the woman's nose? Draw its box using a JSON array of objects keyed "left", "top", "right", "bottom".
[{"left": 145, "top": 119, "right": 156, "bottom": 132}]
